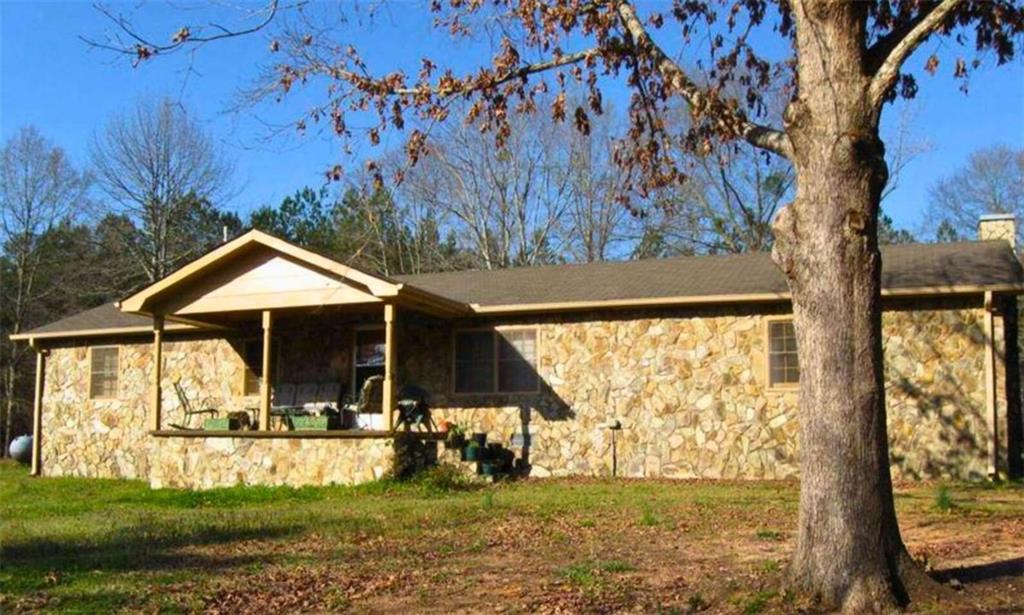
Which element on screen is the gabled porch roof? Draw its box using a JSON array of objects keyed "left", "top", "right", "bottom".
[{"left": 117, "top": 229, "right": 469, "bottom": 324}]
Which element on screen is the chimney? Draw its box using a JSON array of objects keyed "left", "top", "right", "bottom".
[{"left": 978, "top": 214, "right": 1016, "bottom": 249}]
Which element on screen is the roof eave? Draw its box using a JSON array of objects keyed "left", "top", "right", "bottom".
[
  {"left": 468, "top": 283, "right": 1024, "bottom": 315},
  {"left": 9, "top": 322, "right": 196, "bottom": 342},
  {"left": 13, "top": 281, "right": 1023, "bottom": 342}
]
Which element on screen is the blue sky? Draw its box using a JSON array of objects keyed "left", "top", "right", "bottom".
[{"left": 2, "top": 1, "right": 1022, "bottom": 234}]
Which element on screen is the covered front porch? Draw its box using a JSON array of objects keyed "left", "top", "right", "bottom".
[{"left": 118, "top": 230, "right": 468, "bottom": 439}]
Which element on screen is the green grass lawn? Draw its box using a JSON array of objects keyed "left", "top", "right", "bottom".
[{"left": 1, "top": 460, "right": 1021, "bottom": 613}]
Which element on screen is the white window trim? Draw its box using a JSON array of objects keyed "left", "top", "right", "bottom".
[
  {"left": 765, "top": 316, "right": 799, "bottom": 390},
  {"left": 88, "top": 345, "right": 120, "bottom": 400}
]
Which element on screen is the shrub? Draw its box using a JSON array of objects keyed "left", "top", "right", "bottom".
[{"left": 411, "top": 464, "right": 477, "bottom": 494}]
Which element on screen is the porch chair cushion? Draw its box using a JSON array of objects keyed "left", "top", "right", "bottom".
[
  {"left": 346, "top": 376, "right": 384, "bottom": 429},
  {"left": 305, "top": 382, "right": 342, "bottom": 413},
  {"left": 295, "top": 382, "right": 319, "bottom": 409},
  {"left": 360, "top": 376, "right": 384, "bottom": 414},
  {"left": 272, "top": 383, "right": 297, "bottom": 408}
]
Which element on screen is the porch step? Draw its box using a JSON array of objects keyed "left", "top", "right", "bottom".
[{"left": 437, "top": 443, "right": 509, "bottom": 483}]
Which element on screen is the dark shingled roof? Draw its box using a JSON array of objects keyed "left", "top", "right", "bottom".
[
  {"left": 397, "top": 240, "right": 1024, "bottom": 307},
  {"left": 17, "top": 240, "right": 1024, "bottom": 338},
  {"left": 26, "top": 303, "right": 152, "bottom": 335}
]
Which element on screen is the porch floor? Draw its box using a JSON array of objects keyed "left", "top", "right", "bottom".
[{"left": 150, "top": 429, "right": 446, "bottom": 440}]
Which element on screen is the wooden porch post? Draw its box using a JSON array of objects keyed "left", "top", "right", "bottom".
[
  {"left": 150, "top": 316, "right": 164, "bottom": 432},
  {"left": 383, "top": 304, "right": 396, "bottom": 431},
  {"left": 29, "top": 338, "right": 46, "bottom": 476},
  {"left": 984, "top": 291, "right": 1000, "bottom": 477},
  {"left": 260, "top": 310, "right": 273, "bottom": 431}
]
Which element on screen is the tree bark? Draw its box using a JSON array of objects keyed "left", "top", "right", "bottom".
[{"left": 771, "top": 2, "right": 937, "bottom": 611}]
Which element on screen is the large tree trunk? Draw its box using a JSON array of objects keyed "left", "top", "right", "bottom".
[{"left": 772, "top": 3, "right": 937, "bottom": 612}]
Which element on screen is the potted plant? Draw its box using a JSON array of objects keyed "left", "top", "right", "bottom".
[
  {"left": 446, "top": 424, "right": 466, "bottom": 450},
  {"left": 472, "top": 432, "right": 487, "bottom": 447},
  {"left": 464, "top": 440, "right": 482, "bottom": 462},
  {"left": 480, "top": 460, "right": 500, "bottom": 477}
]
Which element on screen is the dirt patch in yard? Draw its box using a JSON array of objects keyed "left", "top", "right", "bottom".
[{"left": 153, "top": 480, "right": 1023, "bottom": 614}]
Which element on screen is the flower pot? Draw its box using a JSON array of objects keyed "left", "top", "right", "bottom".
[
  {"left": 480, "top": 462, "right": 498, "bottom": 477},
  {"left": 472, "top": 432, "right": 487, "bottom": 446},
  {"left": 446, "top": 433, "right": 466, "bottom": 450},
  {"left": 464, "top": 443, "right": 482, "bottom": 462}
]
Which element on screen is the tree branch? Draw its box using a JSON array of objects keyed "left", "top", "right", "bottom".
[
  {"left": 383, "top": 50, "right": 596, "bottom": 97},
  {"left": 614, "top": 1, "right": 792, "bottom": 159},
  {"left": 867, "top": 0, "right": 965, "bottom": 108},
  {"left": 81, "top": 1, "right": 284, "bottom": 64}
]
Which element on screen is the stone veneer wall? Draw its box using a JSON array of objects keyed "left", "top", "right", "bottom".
[
  {"left": 38, "top": 316, "right": 379, "bottom": 487},
  {"left": 37, "top": 297, "right": 1005, "bottom": 486},
  {"left": 884, "top": 306, "right": 990, "bottom": 479},
  {"left": 149, "top": 437, "right": 393, "bottom": 489},
  {"left": 405, "top": 299, "right": 995, "bottom": 481},
  {"left": 41, "top": 338, "right": 154, "bottom": 479}
]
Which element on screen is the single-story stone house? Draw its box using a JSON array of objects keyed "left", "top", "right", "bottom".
[{"left": 13, "top": 215, "right": 1024, "bottom": 488}]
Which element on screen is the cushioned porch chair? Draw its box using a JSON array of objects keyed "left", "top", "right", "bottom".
[{"left": 343, "top": 375, "right": 385, "bottom": 430}]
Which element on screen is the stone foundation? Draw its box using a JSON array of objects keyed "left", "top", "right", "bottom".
[{"left": 149, "top": 436, "right": 395, "bottom": 489}]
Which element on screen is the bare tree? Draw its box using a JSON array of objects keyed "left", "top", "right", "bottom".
[
  {"left": 881, "top": 103, "right": 934, "bottom": 203},
  {"left": 555, "top": 106, "right": 639, "bottom": 262},
  {"left": 90, "top": 0, "right": 1024, "bottom": 609},
  {"left": 0, "top": 127, "right": 90, "bottom": 455},
  {"left": 649, "top": 141, "right": 794, "bottom": 254},
  {"left": 648, "top": 101, "right": 925, "bottom": 255},
  {"left": 923, "top": 145, "right": 1024, "bottom": 242},
  {"left": 399, "top": 113, "right": 572, "bottom": 269},
  {"left": 90, "top": 97, "right": 238, "bottom": 282}
]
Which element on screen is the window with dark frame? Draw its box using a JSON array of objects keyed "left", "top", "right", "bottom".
[
  {"left": 90, "top": 346, "right": 119, "bottom": 399},
  {"left": 498, "top": 329, "right": 538, "bottom": 392},
  {"left": 768, "top": 320, "right": 799, "bottom": 386},
  {"left": 454, "top": 329, "right": 538, "bottom": 394},
  {"left": 454, "top": 331, "right": 495, "bottom": 393}
]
